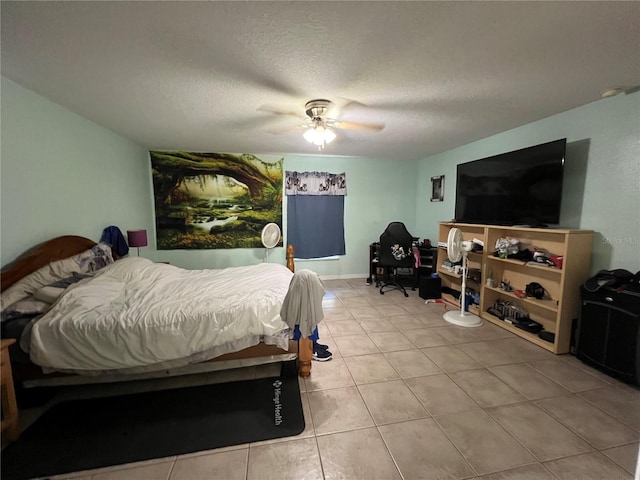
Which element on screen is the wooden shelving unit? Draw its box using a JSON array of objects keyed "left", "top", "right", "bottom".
[{"left": 437, "top": 222, "right": 593, "bottom": 354}]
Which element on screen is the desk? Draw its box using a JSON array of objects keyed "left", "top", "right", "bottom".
[{"left": 367, "top": 243, "right": 437, "bottom": 287}]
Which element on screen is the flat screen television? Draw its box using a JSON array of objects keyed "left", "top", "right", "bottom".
[{"left": 454, "top": 138, "right": 566, "bottom": 226}]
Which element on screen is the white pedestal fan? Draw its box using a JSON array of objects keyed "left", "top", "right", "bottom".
[
  {"left": 261, "top": 223, "right": 281, "bottom": 262},
  {"left": 443, "top": 228, "right": 483, "bottom": 328}
]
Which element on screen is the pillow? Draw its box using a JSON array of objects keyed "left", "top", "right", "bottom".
[
  {"left": 33, "top": 272, "right": 94, "bottom": 304},
  {"left": 33, "top": 286, "right": 66, "bottom": 304},
  {"left": 1, "top": 243, "right": 114, "bottom": 311},
  {"left": 77, "top": 243, "right": 114, "bottom": 272},
  {"left": 1, "top": 296, "right": 50, "bottom": 323}
]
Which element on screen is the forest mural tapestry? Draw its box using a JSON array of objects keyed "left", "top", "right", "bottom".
[{"left": 150, "top": 151, "right": 283, "bottom": 249}]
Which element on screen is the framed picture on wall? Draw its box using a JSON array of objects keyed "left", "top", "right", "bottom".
[{"left": 430, "top": 175, "right": 444, "bottom": 202}]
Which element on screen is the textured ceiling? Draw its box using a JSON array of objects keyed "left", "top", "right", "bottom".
[{"left": 2, "top": 1, "right": 639, "bottom": 161}]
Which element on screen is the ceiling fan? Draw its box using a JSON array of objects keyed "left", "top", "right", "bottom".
[{"left": 259, "top": 99, "right": 385, "bottom": 151}]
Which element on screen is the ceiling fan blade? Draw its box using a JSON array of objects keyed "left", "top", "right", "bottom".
[
  {"left": 333, "top": 121, "right": 385, "bottom": 132},
  {"left": 266, "top": 124, "right": 307, "bottom": 135},
  {"left": 339, "top": 100, "right": 369, "bottom": 113},
  {"left": 257, "top": 105, "right": 303, "bottom": 118}
]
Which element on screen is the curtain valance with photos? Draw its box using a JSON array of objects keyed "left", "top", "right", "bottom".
[{"left": 284, "top": 171, "right": 347, "bottom": 196}]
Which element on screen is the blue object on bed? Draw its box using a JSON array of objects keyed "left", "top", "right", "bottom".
[{"left": 100, "top": 226, "right": 129, "bottom": 257}]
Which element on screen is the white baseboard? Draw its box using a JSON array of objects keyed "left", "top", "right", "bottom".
[{"left": 319, "top": 273, "right": 369, "bottom": 280}]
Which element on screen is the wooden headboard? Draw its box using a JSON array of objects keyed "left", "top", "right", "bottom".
[{"left": 1, "top": 236, "right": 97, "bottom": 292}]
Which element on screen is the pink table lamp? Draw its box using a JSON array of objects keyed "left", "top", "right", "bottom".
[{"left": 127, "top": 229, "right": 148, "bottom": 256}]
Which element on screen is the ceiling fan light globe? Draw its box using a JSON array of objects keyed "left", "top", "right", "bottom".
[
  {"left": 303, "top": 127, "right": 320, "bottom": 144},
  {"left": 324, "top": 128, "right": 336, "bottom": 144},
  {"left": 303, "top": 126, "right": 336, "bottom": 146}
]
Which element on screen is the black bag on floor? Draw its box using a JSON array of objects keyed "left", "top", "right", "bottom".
[{"left": 583, "top": 269, "right": 637, "bottom": 292}]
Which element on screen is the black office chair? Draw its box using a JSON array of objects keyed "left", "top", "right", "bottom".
[{"left": 377, "top": 222, "right": 416, "bottom": 297}]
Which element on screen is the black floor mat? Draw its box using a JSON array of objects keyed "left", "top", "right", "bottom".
[{"left": 1, "top": 362, "right": 304, "bottom": 480}]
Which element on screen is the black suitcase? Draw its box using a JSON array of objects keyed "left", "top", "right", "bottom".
[{"left": 576, "top": 283, "right": 640, "bottom": 385}]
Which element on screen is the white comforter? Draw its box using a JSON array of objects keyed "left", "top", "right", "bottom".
[{"left": 29, "top": 257, "right": 293, "bottom": 373}]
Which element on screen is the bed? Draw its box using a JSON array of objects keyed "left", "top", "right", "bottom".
[{"left": 0, "top": 235, "right": 315, "bottom": 389}]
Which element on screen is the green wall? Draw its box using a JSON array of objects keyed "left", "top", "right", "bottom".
[
  {"left": 149, "top": 154, "right": 417, "bottom": 275},
  {"left": 0, "top": 77, "right": 153, "bottom": 266},
  {"left": 416, "top": 91, "right": 640, "bottom": 274}
]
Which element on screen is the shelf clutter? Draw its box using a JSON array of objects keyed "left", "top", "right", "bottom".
[
  {"left": 367, "top": 241, "right": 437, "bottom": 290},
  {"left": 437, "top": 222, "right": 593, "bottom": 353}
]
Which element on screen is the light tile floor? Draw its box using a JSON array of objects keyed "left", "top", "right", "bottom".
[{"left": 13, "top": 279, "right": 640, "bottom": 479}]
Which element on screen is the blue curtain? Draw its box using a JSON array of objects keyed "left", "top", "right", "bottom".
[{"left": 287, "top": 195, "right": 345, "bottom": 259}]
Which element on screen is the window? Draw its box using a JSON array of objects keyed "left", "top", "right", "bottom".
[
  {"left": 287, "top": 195, "right": 345, "bottom": 259},
  {"left": 285, "top": 171, "right": 347, "bottom": 259}
]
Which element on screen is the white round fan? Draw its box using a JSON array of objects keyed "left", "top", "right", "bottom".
[
  {"left": 443, "top": 228, "right": 483, "bottom": 328},
  {"left": 261, "top": 223, "right": 281, "bottom": 262}
]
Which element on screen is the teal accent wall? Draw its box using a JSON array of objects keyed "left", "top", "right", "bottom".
[
  {"left": 1, "top": 77, "right": 153, "bottom": 266},
  {"left": 416, "top": 91, "right": 640, "bottom": 274}
]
